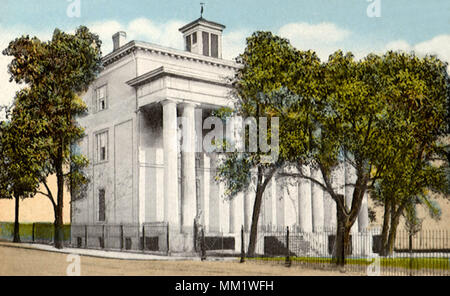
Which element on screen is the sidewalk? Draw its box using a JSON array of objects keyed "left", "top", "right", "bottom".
[{"left": 0, "top": 241, "right": 237, "bottom": 262}]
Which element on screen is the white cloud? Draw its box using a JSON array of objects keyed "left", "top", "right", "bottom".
[
  {"left": 415, "top": 35, "right": 450, "bottom": 68},
  {"left": 279, "top": 22, "right": 351, "bottom": 44},
  {"left": 384, "top": 40, "right": 412, "bottom": 52},
  {"left": 384, "top": 35, "right": 450, "bottom": 71},
  {"left": 278, "top": 22, "right": 352, "bottom": 61},
  {"left": 89, "top": 18, "right": 185, "bottom": 54},
  {"left": 222, "top": 29, "right": 251, "bottom": 60}
]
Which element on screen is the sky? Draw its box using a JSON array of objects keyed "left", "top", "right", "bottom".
[{"left": 0, "top": 0, "right": 449, "bottom": 108}]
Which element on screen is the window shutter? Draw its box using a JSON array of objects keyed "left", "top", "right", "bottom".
[
  {"left": 186, "top": 35, "right": 191, "bottom": 52},
  {"left": 99, "top": 189, "right": 106, "bottom": 222},
  {"left": 202, "top": 32, "right": 209, "bottom": 56},
  {"left": 211, "top": 34, "right": 218, "bottom": 58}
]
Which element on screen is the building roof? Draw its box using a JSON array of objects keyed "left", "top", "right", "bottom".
[
  {"left": 178, "top": 17, "right": 226, "bottom": 33},
  {"left": 102, "top": 40, "right": 241, "bottom": 69}
]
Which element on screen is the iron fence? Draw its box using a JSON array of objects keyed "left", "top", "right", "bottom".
[
  {"left": 0, "top": 222, "right": 71, "bottom": 246},
  {"left": 238, "top": 226, "right": 450, "bottom": 276},
  {"left": 71, "top": 222, "right": 169, "bottom": 254}
]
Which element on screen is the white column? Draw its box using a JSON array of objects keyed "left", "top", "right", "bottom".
[
  {"left": 345, "top": 162, "right": 358, "bottom": 234},
  {"left": 229, "top": 195, "right": 236, "bottom": 233},
  {"left": 271, "top": 178, "right": 277, "bottom": 227},
  {"left": 276, "top": 177, "right": 285, "bottom": 227},
  {"left": 263, "top": 179, "right": 276, "bottom": 228},
  {"left": 199, "top": 153, "right": 210, "bottom": 232},
  {"left": 219, "top": 181, "right": 230, "bottom": 233},
  {"left": 155, "top": 149, "right": 164, "bottom": 221},
  {"left": 311, "top": 168, "right": 324, "bottom": 232},
  {"left": 244, "top": 169, "right": 257, "bottom": 232},
  {"left": 298, "top": 166, "right": 313, "bottom": 232},
  {"left": 323, "top": 190, "right": 336, "bottom": 231},
  {"left": 285, "top": 178, "right": 299, "bottom": 227},
  {"left": 244, "top": 189, "right": 252, "bottom": 232},
  {"left": 180, "top": 103, "right": 197, "bottom": 232},
  {"left": 358, "top": 192, "right": 369, "bottom": 232},
  {"left": 209, "top": 153, "right": 221, "bottom": 233},
  {"left": 162, "top": 100, "right": 180, "bottom": 231},
  {"left": 234, "top": 192, "right": 245, "bottom": 234},
  {"left": 138, "top": 147, "right": 147, "bottom": 224}
]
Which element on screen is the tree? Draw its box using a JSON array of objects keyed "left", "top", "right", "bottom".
[
  {"left": 371, "top": 154, "right": 449, "bottom": 256},
  {"left": 0, "top": 102, "right": 43, "bottom": 243},
  {"left": 261, "top": 50, "right": 449, "bottom": 266},
  {"left": 215, "top": 31, "right": 322, "bottom": 256},
  {"left": 3, "top": 26, "right": 102, "bottom": 248},
  {"left": 264, "top": 51, "right": 384, "bottom": 266},
  {"left": 366, "top": 51, "right": 450, "bottom": 256}
]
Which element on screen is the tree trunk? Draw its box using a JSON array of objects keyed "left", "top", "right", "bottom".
[
  {"left": 247, "top": 167, "right": 276, "bottom": 257},
  {"left": 247, "top": 187, "right": 264, "bottom": 257},
  {"left": 380, "top": 198, "right": 391, "bottom": 256},
  {"left": 54, "top": 155, "right": 65, "bottom": 249},
  {"left": 334, "top": 204, "right": 351, "bottom": 267},
  {"left": 333, "top": 179, "right": 365, "bottom": 267},
  {"left": 13, "top": 195, "right": 20, "bottom": 243},
  {"left": 386, "top": 207, "right": 403, "bottom": 255}
]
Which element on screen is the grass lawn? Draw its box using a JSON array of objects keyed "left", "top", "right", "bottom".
[{"left": 247, "top": 256, "right": 450, "bottom": 270}]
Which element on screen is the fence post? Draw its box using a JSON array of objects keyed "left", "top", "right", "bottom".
[
  {"left": 166, "top": 223, "right": 170, "bottom": 256},
  {"left": 201, "top": 228, "right": 206, "bottom": 261},
  {"left": 102, "top": 225, "right": 105, "bottom": 249},
  {"left": 32, "top": 223, "right": 35, "bottom": 243},
  {"left": 240, "top": 225, "right": 245, "bottom": 263},
  {"left": 84, "top": 225, "right": 88, "bottom": 248},
  {"left": 409, "top": 232, "right": 413, "bottom": 276},
  {"left": 142, "top": 225, "right": 145, "bottom": 251},
  {"left": 120, "top": 225, "right": 124, "bottom": 250},
  {"left": 285, "top": 226, "right": 291, "bottom": 267},
  {"left": 194, "top": 219, "right": 198, "bottom": 252}
]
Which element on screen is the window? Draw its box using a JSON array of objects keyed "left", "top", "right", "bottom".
[
  {"left": 186, "top": 35, "right": 191, "bottom": 52},
  {"left": 192, "top": 32, "right": 197, "bottom": 44},
  {"left": 98, "top": 189, "right": 106, "bottom": 222},
  {"left": 202, "top": 32, "right": 210, "bottom": 57},
  {"left": 96, "top": 131, "right": 108, "bottom": 163},
  {"left": 211, "top": 34, "right": 219, "bottom": 58},
  {"left": 96, "top": 85, "right": 107, "bottom": 112}
]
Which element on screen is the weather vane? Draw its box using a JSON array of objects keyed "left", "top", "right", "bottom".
[{"left": 200, "top": 2, "right": 205, "bottom": 18}]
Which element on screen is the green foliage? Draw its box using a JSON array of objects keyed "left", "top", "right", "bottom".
[
  {"left": 225, "top": 30, "right": 450, "bottom": 261},
  {"left": 0, "top": 103, "right": 43, "bottom": 200},
  {"left": 217, "top": 31, "right": 321, "bottom": 198},
  {"left": 216, "top": 152, "right": 255, "bottom": 198},
  {"left": 2, "top": 26, "right": 102, "bottom": 195}
]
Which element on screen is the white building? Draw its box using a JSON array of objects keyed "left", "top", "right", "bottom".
[{"left": 71, "top": 17, "right": 370, "bottom": 255}]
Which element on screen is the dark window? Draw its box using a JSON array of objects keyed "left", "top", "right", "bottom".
[
  {"left": 100, "top": 147, "right": 106, "bottom": 161},
  {"left": 125, "top": 238, "right": 132, "bottom": 250},
  {"left": 192, "top": 32, "right": 197, "bottom": 44},
  {"left": 99, "top": 189, "right": 106, "bottom": 222},
  {"left": 96, "top": 85, "right": 107, "bottom": 112},
  {"left": 96, "top": 131, "right": 108, "bottom": 162},
  {"left": 211, "top": 34, "right": 219, "bottom": 58},
  {"left": 202, "top": 32, "right": 209, "bottom": 56},
  {"left": 77, "top": 237, "right": 82, "bottom": 248},
  {"left": 186, "top": 35, "right": 191, "bottom": 52}
]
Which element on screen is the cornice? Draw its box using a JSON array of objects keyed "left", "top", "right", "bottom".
[
  {"left": 102, "top": 40, "right": 241, "bottom": 71},
  {"left": 126, "top": 65, "right": 232, "bottom": 88}
]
